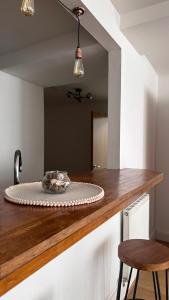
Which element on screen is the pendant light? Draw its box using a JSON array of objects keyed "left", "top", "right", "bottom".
[
  {"left": 21, "top": 0, "right": 35, "bottom": 16},
  {"left": 20, "top": 1, "right": 85, "bottom": 77},
  {"left": 72, "top": 8, "right": 85, "bottom": 78}
]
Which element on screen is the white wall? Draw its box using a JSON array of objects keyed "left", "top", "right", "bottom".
[
  {"left": 1, "top": 213, "right": 121, "bottom": 300},
  {"left": 155, "top": 75, "right": 169, "bottom": 241},
  {"left": 120, "top": 54, "right": 158, "bottom": 169},
  {"left": 0, "top": 72, "right": 44, "bottom": 189},
  {"left": 76, "top": 0, "right": 158, "bottom": 170},
  {"left": 108, "top": 49, "right": 121, "bottom": 169},
  {"left": 1, "top": 1, "right": 158, "bottom": 300},
  {"left": 109, "top": 49, "right": 157, "bottom": 170}
]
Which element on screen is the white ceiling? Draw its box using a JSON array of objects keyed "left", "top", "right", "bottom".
[
  {"left": 0, "top": 0, "right": 77, "bottom": 55},
  {"left": 122, "top": 17, "right": 169, "bottom": 75},
  {"left": 112, "top": 0, "right": 166, "bottom": 14},
  {"left": 1, "top": 0, "right": 168, "bottom": 87},
  {"left": 4, "top": 43, "right": 108, "bottom": 92},
  {"left": 0, "top": 0, "right": 108, "bottom": 97},
  {"left": 111, "top": 0, "right": 169, "bottom": 75}
]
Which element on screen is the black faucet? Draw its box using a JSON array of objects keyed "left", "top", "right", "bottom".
[{"left": 14, "top": 150, "right": 22, "bottom": 185}]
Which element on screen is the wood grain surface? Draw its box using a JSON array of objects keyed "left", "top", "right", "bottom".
[
  {"left": 0, "top": 169, "right": 163, "bottom": 295},
  {"left": 119, "top": 239, "right": 169, "bottom": 271}
]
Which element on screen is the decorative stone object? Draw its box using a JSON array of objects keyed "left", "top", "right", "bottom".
[{"left": 42, "top": 171, "right": 71, "bottom": 194}]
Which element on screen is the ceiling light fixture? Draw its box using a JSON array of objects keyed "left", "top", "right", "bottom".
[
  {"left": 20, "top": 0, "right": 85, "bottom": 78},
  {"left": 72, "top": 7, "right": 85, "bottom": 78},
  {"left": 66, "top": 88, "right": 94, "bottom": 103}
]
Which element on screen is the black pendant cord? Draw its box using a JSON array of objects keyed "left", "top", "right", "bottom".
[
  {"left": 56, "top": 0, "right": 81, "bottom": 48},
  {"left": 77, "top": 16, "right": 81, "bottom": 48}
]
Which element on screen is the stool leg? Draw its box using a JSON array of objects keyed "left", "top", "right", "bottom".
[
  {"left": 166, "top": 269, "right": 168, "bottom": 300},
  {"left": 116, "top": 261, "right": 123, "bottom": 300},
  {"left": 152, "top": 272, "right": 158, "bottom": 300},
  {"left": 124, "top": 268, "right": 133, "bottom": 300},
  {"left": 132, "top": 270, "right": 140, "bottom": 299},
  {"left": 155, "top": 272, "right": 161, "bottom": 300}
]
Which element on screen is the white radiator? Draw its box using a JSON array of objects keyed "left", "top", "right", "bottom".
[{"left": 122, "top": 193, "right": 150, "bottom": 284}]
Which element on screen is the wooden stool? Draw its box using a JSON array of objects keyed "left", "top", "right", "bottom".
[{"left": 116, "top": 239, "right": 169, "bottom": 300}]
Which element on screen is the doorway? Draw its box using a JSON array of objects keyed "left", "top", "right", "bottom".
[{"left": 92, "top": 112, "right": 108, "bottom": 169}]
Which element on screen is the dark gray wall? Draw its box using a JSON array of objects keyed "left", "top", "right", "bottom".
[{"left": 44, "top": 88, "right": 107, "bottom": 174}]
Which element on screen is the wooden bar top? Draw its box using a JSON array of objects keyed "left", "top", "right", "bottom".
[{"left": 0, "top": 168, "right": 163, "bottom": 295}]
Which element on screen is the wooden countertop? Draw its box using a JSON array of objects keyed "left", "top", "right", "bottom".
[{"left": 0, "top": 169, "right": 163, "bottom": 295}]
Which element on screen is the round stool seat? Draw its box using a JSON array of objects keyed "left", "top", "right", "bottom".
[{"left": 119, "top": 239, "right": 169, "bottom": 271}]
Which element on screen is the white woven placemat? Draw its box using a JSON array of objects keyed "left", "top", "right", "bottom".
[{"left": 5, "top": 182, "right": 104, "bottom": 207}]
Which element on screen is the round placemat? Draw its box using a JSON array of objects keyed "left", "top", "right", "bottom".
[{"left": 5, "top": 182, "right": 104, "bottom": 207}]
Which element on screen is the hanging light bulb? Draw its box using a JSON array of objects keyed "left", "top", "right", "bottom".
[
  {"left": 21, "top": 0, "right": 35, "bottom": 16},
  {"left": 73, "top": 8, "right": 85, "bottom": 78},
  {"left": 73, "top": 47, "right": 85, "bottom": 78}
]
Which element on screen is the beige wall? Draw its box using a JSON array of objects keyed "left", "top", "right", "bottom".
[{"left": 44, "top": 88, "right": 107, "bottom": 173}]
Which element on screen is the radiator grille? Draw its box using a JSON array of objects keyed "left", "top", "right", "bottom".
[{"left": 122, "top": 193, "right": 150, "bottom": 284}]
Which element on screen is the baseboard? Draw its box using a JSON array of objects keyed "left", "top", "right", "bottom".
[{"left": 155, "top": 230, "right": 169, "bottom": 242}]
